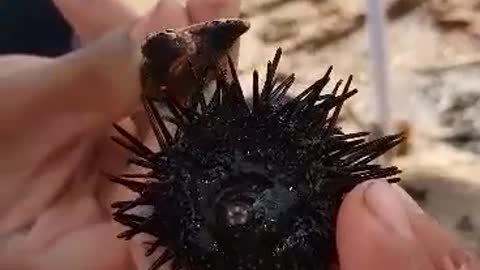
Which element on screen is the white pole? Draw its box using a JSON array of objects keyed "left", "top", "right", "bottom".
[{"left": 366, "top": 0, "right": 391, "bottom": 135}]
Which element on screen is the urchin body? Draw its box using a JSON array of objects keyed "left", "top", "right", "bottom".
[{"left": 110, "top": 23, "right": 403, "bottom": 270}]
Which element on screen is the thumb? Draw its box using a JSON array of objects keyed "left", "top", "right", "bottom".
[
  {"left": 393, "top": 185, "right": 480, "bottom": 269},
  {"left": 52, "top": 0, "right": 141, "bottom": 43},
  {"left": 0, "top": 26, "right": 143, "bottom": 126},
  {"left": 58, "top": 25, "right": 143, "bottom": 123},
  {"left": 335, "top": 181, "right": 478, "bottom": 270},
  {"left": 0, "top": 1, "right": 192, "bottom": 127},
  {"left": 0, "top": 0, "right": 248, "bottom": 132}
]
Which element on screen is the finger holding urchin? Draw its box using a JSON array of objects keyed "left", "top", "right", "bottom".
[
  {"left": 336, "top": 181, "right": 436, "bottom": 270},
  {"left": 187, "top": 0, "right": 241, "bottom": 22},
  {"left": 110, "top": 44, "right": 404, "bottom": 270}
]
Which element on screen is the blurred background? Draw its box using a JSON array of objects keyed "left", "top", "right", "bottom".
[
  {"left": 237, "top": 0, "right": 480, "bottom": 252},
  {"left": 0, "top": 0, "right": 73, "bottom": 56},
  {"left": 1, "top": 0, "right": 479, "bottom": 252}
]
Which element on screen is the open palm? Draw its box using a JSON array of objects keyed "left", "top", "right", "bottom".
[{"left": 0, "top": 1, "right": 239, "bottom": 269}]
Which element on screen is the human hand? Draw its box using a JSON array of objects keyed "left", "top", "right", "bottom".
[
  {"left": 337, "top": 180, "right": 480, "bottom": 270},
  {"left": 0, "top": 1, "right": 240, "bottom": 269},
  {"left": 0, "top": 0, "right": 477, "bottom": 269}
]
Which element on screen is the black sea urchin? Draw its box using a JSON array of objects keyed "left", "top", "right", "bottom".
[{"left": 110, "top": 48, "right": 403, "bottom": 270}]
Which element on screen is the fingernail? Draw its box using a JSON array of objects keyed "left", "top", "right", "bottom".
[
  {"left": 392, "top": 184, "right": 425, "bottom": 215},
  {"left": 441, "top": 252, "right": 475, "bottom": 270},
  {"left": 450, "top": 250, "right": 479, "bottom": 270},
  {"left": 363, "top": 181, "right": 414, "bottom": 238},
  {"left": 442, "top": 255, "right": 455, "bottom": 270}
]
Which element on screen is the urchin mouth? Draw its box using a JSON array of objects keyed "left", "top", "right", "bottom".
[
  {"left": 214, "top": 185, "right": 258, "bottom": 228},
  {"left": 224, "top": 200, "right": 253, "bottom": 226}
]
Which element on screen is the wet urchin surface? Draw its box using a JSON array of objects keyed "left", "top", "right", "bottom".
[{"left": 110, "top": 48, "right": 404, "bottom": 270}]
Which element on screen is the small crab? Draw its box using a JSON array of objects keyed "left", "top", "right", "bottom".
[{"left": 140, "top": 19, "right": 250, "bottom": 101}]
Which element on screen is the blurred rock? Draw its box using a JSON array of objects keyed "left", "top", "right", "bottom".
[
  {"left": 242, "top": 0, "right": 365, "bottom": 53},
  {"left": 414, "top": 63, "right": 480, "bottom": 153},
  {"left": 388, "top": 0, "right": 426, "bottom": 19},
  {"left": 457, "top": 215, "right": 474, "bottom": 232},
  {"left": 259, "top": 17, "right": 299, "bottom": 43},
  {"left": 427, "top": 0, "right": 480, "bottom": 37},
  {"left": 427, "top": 0, "right": 478, "bottom": 27}
]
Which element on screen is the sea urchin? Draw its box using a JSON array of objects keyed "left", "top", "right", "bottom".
[{"left": 110, "top": 48, "right": 403, "bottom": 270}]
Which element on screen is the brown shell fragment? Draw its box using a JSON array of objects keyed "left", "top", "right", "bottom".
[{"left": 140, "top": 19, "right": 250, "bottom": 101}]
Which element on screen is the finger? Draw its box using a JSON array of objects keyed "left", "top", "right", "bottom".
[
  {"left": 1, "top": 0, "right": 191, "bottom": 128},
  {"left": 336, "top": 181, "right": 434, "bottom": 270},
  {"left": 131, "top": 0, "right": 190, "bottom": 43},
  {"left": 31, "top": 222, "right": 134, "bottom": 270},
  {"left": 0, "top": 26, "right": 144, "bottom": 128},
  {"left": 187, "top": 0, "right": 241, "bottom": 22},
  {"left": 393, "top": 186, "right": 480, "bottom": 269},
  {"left": 9, "top": 0, "right": 191, "bottom": 140},
  {"left": 53, "top": 0, "right": 139, "bottom": 43}
]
